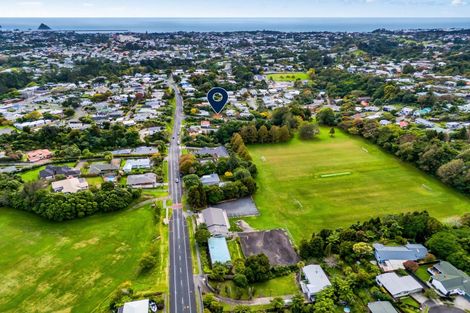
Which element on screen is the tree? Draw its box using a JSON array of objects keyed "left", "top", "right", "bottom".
[
  {"left": 139, "top": 252, "right": 157, "bottom": 271},
  {"left": 258, "top": 125, "right": 269, "bottom": 143},
  {"left": 313, "top": 287, "right": 336, "bottom": 313},
  {"left": 310, "top": 235, "right": 325, "bottom": 258},
  {"left": 299, "top": 122, "right": 319, "bottom": 140},
  {"left": 290, "top": 294, "right": 305, "bottom": 313},
  {"left": 403, "top": 260, "right": 419, "bottom": 273},
  {"left": 240, "top": 125, "right": 258, "bottom": 144},
  {"left": 203, "top": 294, "right": 224, "bottom": 313},
  {"left": 63, "top": 108, "right": 75, "bottom": 117},
  {"left": 209, "top": 262, "right": 228, "bottom": 281},
  {"left": 447, "top": 251, "right": 470, "bottom": 273},
  {"left": 234, "top": 167, "right": 251, "bottom": 180},
  {"left": 437, "top": 159, "right": 465, "bottom": 184},
  {"left": 183, "top": 174, "right": 201, "bottom": 189},
  {"left": 331, "top": 277, "right": 354, "bottom": 303},
  {"left": 426, "top": 232, "right": 461, "bottom": 259},
  {"left": 195, "top": 224, "right": 211, "bottom": 245},
  {"left": 231, "top": 133, "right": 244, "bottom": 151},
  {"left": 187, "top": 184, "right": 207, "bottom": 209},
  {"left": 279, "top": 125, "right": 291, "bottom": 142},
  {"left": 270, "top": 297, "right": 285, "bottom": 312},
  {"left": 316, "top": 108, "right": 336, "bottom": 126},
  {"left": 180, "top": 154, "right": 198, "bottom": 175},
  {"left": 233, "top": 273, "right": 249, "bottom": 288},
  {"left": 270, "top": 126, "right": 281, "bottom": 143},
  {"left": 244, "top": 254, "right": 271, "bottom": 283},
  {"left": 352, "top": 242, "right": 373, "bottom": 258}
]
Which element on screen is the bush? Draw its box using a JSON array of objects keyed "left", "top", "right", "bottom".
[
  {"left": 139, "top": 253, "right": 157, "bottom": 272},
  {"left": 403, "top": 260, "right": 419, "bottom": 272}
]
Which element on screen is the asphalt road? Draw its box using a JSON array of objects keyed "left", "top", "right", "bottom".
[{"left": 168, "top": 81, "right": 197, "bottom": 313}]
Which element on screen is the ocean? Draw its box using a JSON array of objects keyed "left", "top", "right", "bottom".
[{"left": 0, "top": 18, "right": 469, "bottom": 33}]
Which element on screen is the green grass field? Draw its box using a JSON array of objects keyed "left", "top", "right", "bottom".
[
  {"left": 247, "top": 128, "right": 470, "bottom": 243},
  {"left": 213, "top": 273, "right": 299, "bottom": 300},
  {"left": 266, "top": 72, "right": 309, "bottom": 82},
  {"left": 0, "top": 205, "right": 166, "bottom": 313}
]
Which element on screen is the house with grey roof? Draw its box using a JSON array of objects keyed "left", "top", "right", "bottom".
[
  {"left": 200, "top": 173, "right": 220, "bottom": 186},
  {"left": 373, "top": 243, "right": 427, "bottom": 271},
  {"left": 118, "top": 299, "right": 150, "bottom": 313},
  {"left": 300, "top": 264, "right": 332, "bottom": 301},
  {"left": 196, "top": 146, "right": 229, "bottom": 159},
  {"left": 89, "top": 163, "right": 120, "bottom": 175},
  {"left": 39, "top": 165, "right": 80, "bottom": 180},
  {"left": 127, "top": 173, "right": 157, "bottom": 189},
  {"left": 429, "top": 261, "right": 470, "bottom": 299},
  {"left": 199, "top": 207, "right": 230, "bottom": 237},
  {"left": 123, "top": 158, "right": 151, "bottom": 173},
  {"left": 376, "top": 272, "right": 422, "bottom": 298},
  {"left": 367, "top": 301, "right": 399, "bottom": 313}
]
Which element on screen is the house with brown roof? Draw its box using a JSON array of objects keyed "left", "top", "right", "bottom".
[{"left": 26, "top": 149, "right": 52, "bottom": 163}]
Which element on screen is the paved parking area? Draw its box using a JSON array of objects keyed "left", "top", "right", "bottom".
[{"left": 216, "top": 197, "right": 259, "bottom": 217}]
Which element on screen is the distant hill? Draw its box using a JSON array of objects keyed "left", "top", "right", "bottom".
[{"left": 38, "top": 23, "right": 51, "bottom": 31}]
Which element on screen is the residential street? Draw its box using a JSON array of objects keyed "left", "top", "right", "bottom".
[{"left": 168, "top": 80, "right": 197, "bottom": 313}]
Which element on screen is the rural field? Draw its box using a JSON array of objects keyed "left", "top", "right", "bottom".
[
  {"left": 247, "top": 127, "right": 470, "bottom": 243},
  {"left": 266, "top": 72, "right": 309, "bottom": 82},
  {"left": 0, "top": 204, "right": 167, "bottom": 313}
]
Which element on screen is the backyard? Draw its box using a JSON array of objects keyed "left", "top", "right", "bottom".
[
  {"left": 0, "top": 204, "right": 167, "bottom": 313},
  {"left": 246, "top": 127, "right": 470, "bottom": 243},
  {"left": 212, "top": 273, "right": 299, "bottom": 300}
]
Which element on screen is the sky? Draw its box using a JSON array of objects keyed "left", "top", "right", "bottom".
[{"left": 0, "top": 0, "right": 469, "bottom": 18}]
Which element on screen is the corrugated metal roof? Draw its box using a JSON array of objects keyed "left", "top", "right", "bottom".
[{"left": 208, "top": 236, "right": 231, "bottom": 265}]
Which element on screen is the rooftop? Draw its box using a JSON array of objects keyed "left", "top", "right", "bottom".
[{"left": 208, "top": 236, "right": 231, "bottom": 265}]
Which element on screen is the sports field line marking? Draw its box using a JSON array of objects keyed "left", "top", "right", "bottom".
[
  {"left": 422, "top": 184, "right": 433, "bottom": 191},
  {"left": 320, "top": 172, "right": 352, "bottom": 178}
]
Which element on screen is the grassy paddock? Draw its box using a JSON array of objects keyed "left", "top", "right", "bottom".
[
  {"left": 247, "top": 128, "right": 470, "bottom": 243},
  {"left": 0, "top": 205, "right": 163, "bottom": 313}
]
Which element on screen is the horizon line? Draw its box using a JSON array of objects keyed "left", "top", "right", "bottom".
[{"left": 1, "top": 16, "right": 470, "bottom": 19}]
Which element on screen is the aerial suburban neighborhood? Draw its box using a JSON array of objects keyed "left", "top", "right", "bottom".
[{"left": 0, "top": 6, "right": 470, "bottom": 313}]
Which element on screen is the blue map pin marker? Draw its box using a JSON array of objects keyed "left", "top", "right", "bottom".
[{"left": 207, "top": 87, "right": 228, "bottom": 114}]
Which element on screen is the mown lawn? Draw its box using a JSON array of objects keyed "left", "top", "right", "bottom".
[
  {"left": 86, "top": 176, "right": 104, "bottom": 187},
  {"left": 266, "top": 72, "right": 309, "bottom": 82},
  {"left": 0, "top": 205, "right": 166, "bottom": 313},
  {"left": 247, "top": 128, "right": 470, "bottom": 243},
  {"left": 415, "top": 265, "right": 432, "bottom": 282},
  {"left": 213, "top": 273, "right": 299, "bottom": 300}
]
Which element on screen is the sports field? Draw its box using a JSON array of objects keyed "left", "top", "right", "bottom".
[
  {"left": 0, "top": 204, "right": 167, "bottom": 313},
  {"left": 266, "top": 72, "right": 309, "bottom": 82},
  {"left": 247, "top": 128, "right": 470, "bottom": 243}
]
